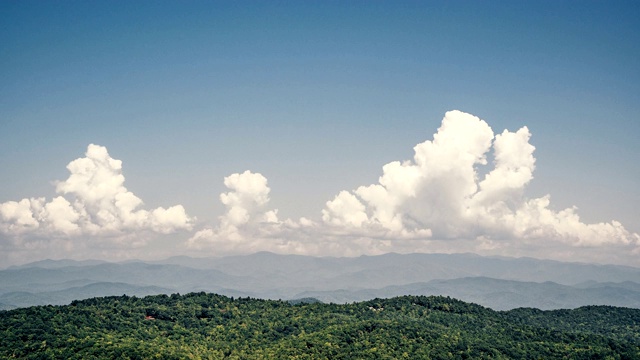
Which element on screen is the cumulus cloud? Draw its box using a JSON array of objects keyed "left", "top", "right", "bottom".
[
  {"left": 322, "top": 110, "right": 639, "bottom": 247},
  {"left": 186, "top": 171, "right": 362, "bottom": 255},
  {"left": 185, "top": 110, "right": 638, "bottom": 262},
  {"left": 0, "top": 144, "right": 193, "bottom": 243},
  {"left": 187, "top": 170, "right": 280, "bottom": 250},
  {"left": 0, "top": 198, "right": 42, "bottom": 234}
]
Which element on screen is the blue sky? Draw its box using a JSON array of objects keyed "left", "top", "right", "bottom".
[{"left": 1, "top": 1, "right": 639, "bottom": 266}]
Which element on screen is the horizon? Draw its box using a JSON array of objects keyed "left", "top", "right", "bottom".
[
  {"left": 1, "top": 1, "right": 639, "bottom": 267},
  {"left": 6, "top": 250, "right": 639, "bottom": 271}
]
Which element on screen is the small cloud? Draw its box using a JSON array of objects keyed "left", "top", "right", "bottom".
[
  {"left": 322, "top": 191, "right": 369, "bottom": 228},
  {"left": 0, "top": 198, "right": 42, "bottom": 234},
  {"left": 186, "top": 170, "right": 280, "bottom": 250}
]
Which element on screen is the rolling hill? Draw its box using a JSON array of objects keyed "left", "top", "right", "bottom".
[{"left": 2, "top": 252, "right": 639, "bottom": 310}]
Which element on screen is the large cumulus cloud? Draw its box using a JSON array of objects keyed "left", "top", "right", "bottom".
[
  {"left": 189, "top": 110, "right": 638, "bottom": 261},
  {"left": 0, "top": 144, "right": 193, "bottom": 243},
  {"left": 322, "top": 110, "right": 638, "bottom": 247}
]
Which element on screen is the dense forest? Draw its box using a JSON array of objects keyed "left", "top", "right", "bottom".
[{"left": 1, "top": 292, "right": 639, "bottom": 359}]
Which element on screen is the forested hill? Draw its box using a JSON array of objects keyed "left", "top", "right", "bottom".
[{"left": 1, "top": 293, "right": 639, "bottom": 359}]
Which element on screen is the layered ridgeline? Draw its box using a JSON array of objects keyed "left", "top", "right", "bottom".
[
  {"left": 2, "top": 252, "right": 640, "bottom": 310},
  {"left": 1, "top": 293, "right": 639, "bottom": 359}
]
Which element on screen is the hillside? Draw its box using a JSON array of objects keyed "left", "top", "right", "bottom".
[{"left": 1, "top": 293, "right": 638, "bottom": 359}]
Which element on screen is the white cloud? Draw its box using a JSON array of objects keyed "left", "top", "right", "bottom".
[
  {"left": 43, "top": 196, "right": 81, "bottom": 235},
  {"left": 4, "top": 112, "right": 637, "bottom": 266},
  {"left": 187, "top": 110, "right": 638, "bottom": 262},
  {"left": 321, "top": 110, "right": 639, "bottom": 248},
  {"left": 0, "top": 198, "right": 41, "bottom": 234},
  {"left": 322, "top": 191, "right": 369, "bottom": 228},
  {"left": 187, "top": 170, "right": 280, "bottom": 250},
  {"left": 0, "top": 144, "right": 193, "bottom": 243}
]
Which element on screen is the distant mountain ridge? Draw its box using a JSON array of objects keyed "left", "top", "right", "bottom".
[
  {"left": 1, "top": 252, "right": 639, "bottom": 310},
  {"left": 7, "top": 258, "right": 109, "bottom": 270},
  {"left": 292, "top": 277, "right": 640, "bottom": 310}
]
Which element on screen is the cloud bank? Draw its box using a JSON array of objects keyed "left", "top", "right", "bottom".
[
  {"left": 189, "top": 110, "right": 639, "bottom": 261},
  {"left": 2, "top": 111, "right": 638, "bottom": 265},
  {"left": 0, "top": 144, "right": 193, "bottom": 246}
]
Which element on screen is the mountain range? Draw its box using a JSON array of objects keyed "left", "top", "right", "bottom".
[{"left": 2, "top": 252, "right": 639, "bottom": 311}]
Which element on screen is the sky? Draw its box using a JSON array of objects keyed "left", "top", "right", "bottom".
[{"left": 1, "top": 1, "right": 639, "bottom": 267}]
